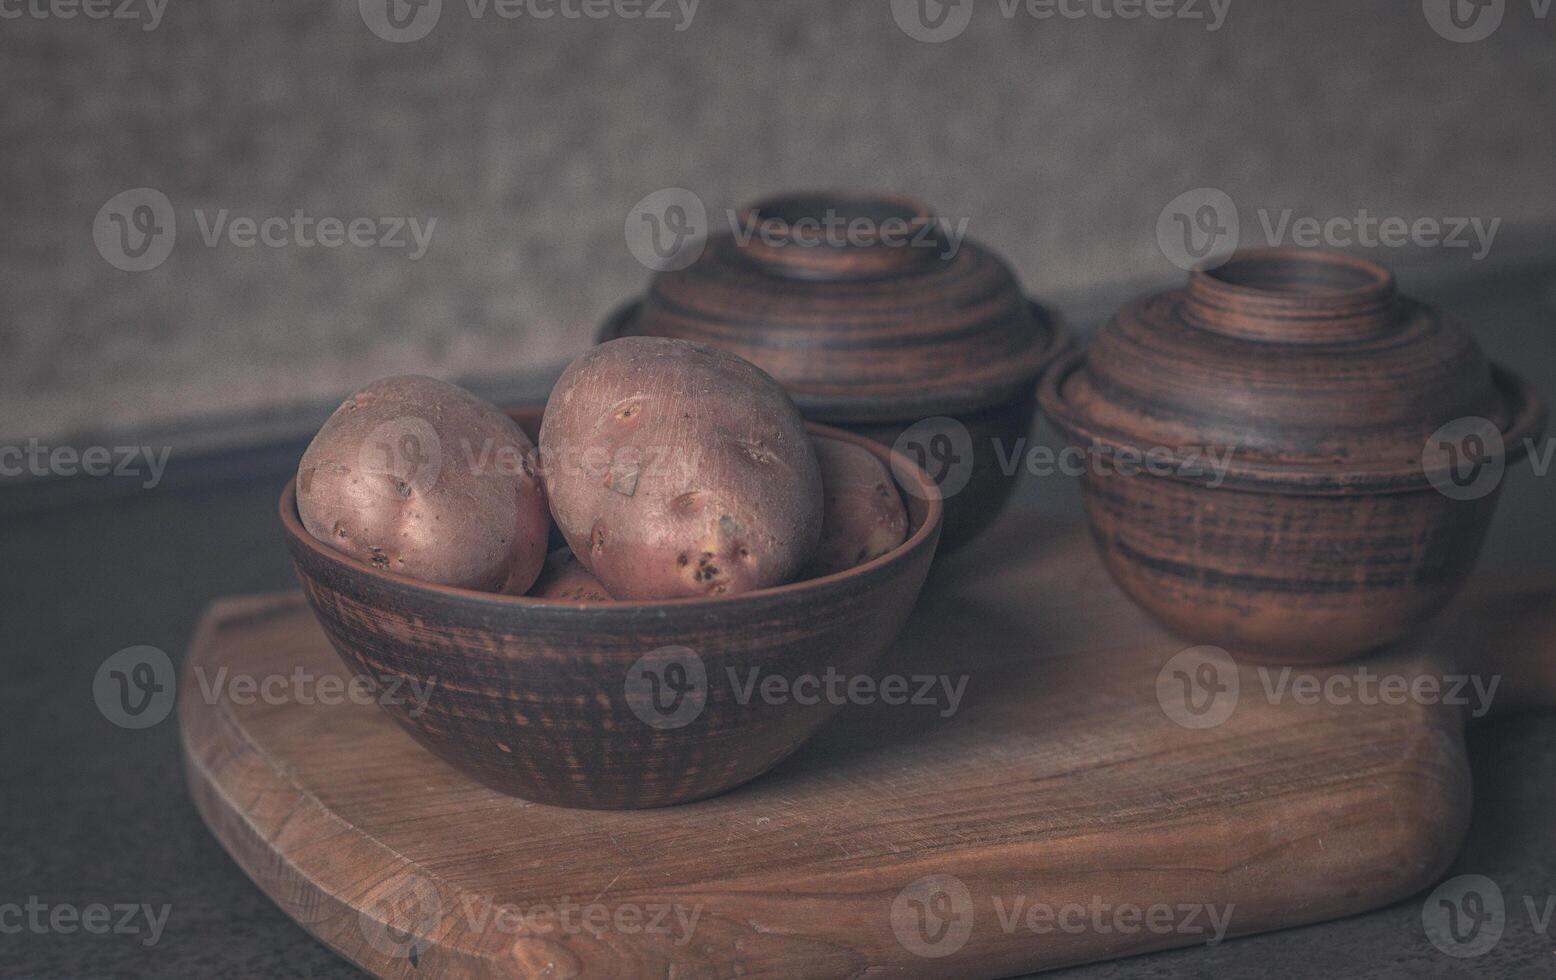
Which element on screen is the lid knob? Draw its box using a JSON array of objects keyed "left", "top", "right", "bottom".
[
  {"left": 735, "top": 192, "right": 945, "bottom": 281},
  {"left": 1184, "top": 248, "right": 1399, "bottom": 343}
]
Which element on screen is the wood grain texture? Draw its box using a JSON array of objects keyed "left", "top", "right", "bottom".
[
  {"left": 181, "top": 514, "right": 1556, "bottom": 979},
  {"left": 1040, "top": 248, "right": 1547, "bottom": 663}
]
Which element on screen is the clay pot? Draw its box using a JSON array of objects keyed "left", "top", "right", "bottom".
[
  {"left": 1039, "top": 248, "right": 1546, "bottom": 664},
  {"left": 601, "top": 191, "right": 1069, "bottom": 551},
  {"left": 282, "top": 406, "right": 943, "bottom": 810}
]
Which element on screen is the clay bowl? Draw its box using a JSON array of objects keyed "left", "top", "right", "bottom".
[
  {"left": 281, "top": 406, "right": 943, "bottom": 809},
  {"left": 600, "top": 190, "right": 1070, "bottom": 552},
  {"left": 1040, "top": 248, "right": 1546, "bottom": 665}
]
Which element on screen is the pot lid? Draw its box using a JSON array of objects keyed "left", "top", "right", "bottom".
[
  {"left": 1041, "top": 248, "right": 1545, "bottom": 493},
  {"left": 607, "top": 192, "right": 1068, "bottom": 422}
]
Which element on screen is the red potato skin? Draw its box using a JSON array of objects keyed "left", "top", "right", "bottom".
[
  {"left": 539, "top": 337, "right": 823, "bottom": 600},
  {"left": 529, "top": 547, "right": 613, "bottom": 602},
  {"left": 805, "top": 436, "right": 910, "bottom": 577},
  {"left": 296, "top": 375, "right": 549, "bottom": 594}
]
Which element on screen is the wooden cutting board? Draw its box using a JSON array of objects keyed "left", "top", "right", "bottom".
[{"left": 180, "top": 515, "right": 1556, "bottom": 979}]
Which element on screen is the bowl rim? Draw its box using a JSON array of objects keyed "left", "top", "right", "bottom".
[
  {"left": 1039, "top": 346, "right": 1548, "bottom": 496},
  {"left": 281, "top": 415, "right": 944, "bottom": 610}
]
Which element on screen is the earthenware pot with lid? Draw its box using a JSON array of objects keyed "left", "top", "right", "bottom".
[
  {"left": 601, "top": 191, "right": 1070, "bottom": 552},
  {"left": 1039, "top": 247, "right": 1546, "bottom": 664}
]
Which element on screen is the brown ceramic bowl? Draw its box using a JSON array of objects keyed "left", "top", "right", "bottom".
[
  {"left": 601, "top": 190, "right": 1071, "bottom": 552},
  {"left": 281, "top": 407, "right": 943, "bottom": 809},
  {"left": 1040, "top": 248, "right": 1547, "bottom": 664}
]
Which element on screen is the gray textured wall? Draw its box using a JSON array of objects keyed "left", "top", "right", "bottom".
[{"left": 4, "top": 0, "right": 1554, "bottom": 445}]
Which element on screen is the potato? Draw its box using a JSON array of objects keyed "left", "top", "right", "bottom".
[
  {"left": 805, "top": 436, "right": 910, "bottom": 577},
  {"left": 529, "top": 547, "right": 613, "bottom": 602},
  {"left": 297, "top": 375, "right": 549, "bottom": 594},
  {"left": 539, "top": 337, "right": 823, "bottom": 599}
]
